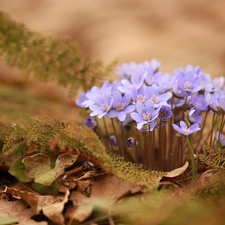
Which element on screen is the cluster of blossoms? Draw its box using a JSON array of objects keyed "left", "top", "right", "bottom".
[{"left": 76, "top": 59, "right": 225, "bottom": 171}]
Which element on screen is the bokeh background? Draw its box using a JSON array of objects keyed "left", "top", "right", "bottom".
[{"left": 1, "top": 0, "right": 225, "bottom": 121}]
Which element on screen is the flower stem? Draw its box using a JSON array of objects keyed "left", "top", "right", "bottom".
[
  {"left": 120, "top": 122, "right": 126, "bottom": 158},
  {"left": 111, "top": 118, "right": 122, "bottom": 157},
  {"left": 103, "top": 116, "right": 114, "bottom": 152},
  {"left": 186, "top": 135, "right": 196, "bottom": 187}
]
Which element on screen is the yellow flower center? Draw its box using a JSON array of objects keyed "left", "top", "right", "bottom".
[
  {"left": 100, "top": 103, "right": 109, "bottom": 111},
  {"left": 116, "top": 103, "right": 125, "bottom": 111},
  {"left": 143, "top": 112, "right": 151, "bottom": 121},
  {"left": 183, "top": 81, "right": 192, "bottom": 90}
]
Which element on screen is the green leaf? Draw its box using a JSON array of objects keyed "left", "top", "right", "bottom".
[
  {"left": 31, "top": 181, "right": 59, "bottom": 195},
  {"left": 0, "top": 217, "right": 18, "bottom": 225},
  {"left": 22, "top": 153, "right": 78, "bottom": 186},
  {"left": 9, "top": 157, "right": 33, "bottom": 183},
  {"left": 0, "top": 141, "right": 26, "bottom": 168}
]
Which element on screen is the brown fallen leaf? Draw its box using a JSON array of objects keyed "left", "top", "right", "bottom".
[
  {"left": 67, "top": 174, "right": 142, "bottom": 223},
  {"left": 42, "top": 189, "right": 70, "bottom": 225},
  {"left": 2, "top": 186, "right": 65, "bottom": 214},
  {"left": 3, "top": 186, "right": 41, "bottom": 213},
  {"left": 64, "top": 204, "right": 94, "bottom": 223},
  {"left": 71, "top": 174, "right": 142, "bottom": 206},
  {"left": 163, "top": 161, "right": 189, "bottom": 178}
]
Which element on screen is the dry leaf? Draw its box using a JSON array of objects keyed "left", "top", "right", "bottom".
[
  {"left": 64, "top": 204, "right": 93, "bottom": 223},
  {"left": 42, "top": 189, "right": 70, "bottom": 225},
  {"left": 71, "top": 174, "right": 141, "bottom": 207},
  {"left": 3, "top": 186, "right": 64, "bottom": 214},
  {"left": 163, "top": 161, "right": 189, "bottom": 178},
  {"left": 3, "top": 186, "right": 40, "bottom": 213}
]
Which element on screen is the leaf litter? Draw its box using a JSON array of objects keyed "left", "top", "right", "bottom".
[{"left": 0, "top": 159, "right": 190, "bottom": 225}]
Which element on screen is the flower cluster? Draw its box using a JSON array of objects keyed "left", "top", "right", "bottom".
[{"left": 76, "top": 59, "right": 225, "bottom": 171}]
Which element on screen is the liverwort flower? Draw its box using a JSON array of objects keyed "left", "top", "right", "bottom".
[
  {"left": 158, "top": 105, "right": 173, "bottom": 126},
  {"left": 143, "top": 66, "right": 163, "bottom": 86},
  {"left": 89, "top": 94, "right": 113, "bottom": 118},
  {"left": 109, "top": 135, "right": 117, "bottom": 146},
  {"left": 142, "top": 59, "right": 161, "bottom": 72},
  {"left": 82, "top": 81, "right": 116, "bottom": 108},
  {"left": 84, "top": 117, "right": 97, "bottom": 129},
  {"left": 116, "top": 62, "right": 144, "bottom": 80},
  {"left": 130, "top": 99, "right": 161, "bottom": 131},
  {"left": 173, "top": 121, "right": 200, "bottom": 136},
  {"left": 177, "top": 70, "right": 202, "bottom": 93},
  {"left": 145, "top": 84, "right": 172, "bottom": 107},
  {"left": 187, "top": 94, "right": 208, "bottom": 111},
  {"left": 75, "top": 92, "right": 88, "bottom": 108},
  {"left": 205, "top": 92, "right": 221, "bottom": 112},
  {"left": 214, "top": 131, "right": 225, "bottom": 147},
  {"left": 117, "top": 72, "right": 145, "bottom": 94},
  {"left": 188, "top": 108, "right": 202, "bottom": 124},
  {"left": 107, "top": 91, "right": 135, "bottom": 122},
  {"left": 126, "top": 137, "right": 136, "bottom": 147}
]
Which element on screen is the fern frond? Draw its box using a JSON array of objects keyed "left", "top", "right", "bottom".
[
  {"left": 111, "top": 156, "right": 165, "bottom": 187},
  {"left": 0, "top": 12, "right": 114, "bottom": 95},
  {"left": 0, "top": 115, "right": 163, "bottom": 187},
  {"left": 2, "top": 125, "right": 27, "bottom": 152},
  {"left": 199, "top": 144, "right": 225, "bottom": 170},
  {"left": 26, "top": 115, "right": 65, "bottom": 153},
  {"left": 58, "top": 120, "right": 114, "bottom": 171}
]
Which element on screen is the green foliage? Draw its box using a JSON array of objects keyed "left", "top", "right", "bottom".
[
  {"left": 0, "top": 115, "right": 163, "bottom": 188},
  {"left": 199, "top": 145, "right": 225, "bottom": 170},
  {"left": 22, "top": 153, "right": 78, "bottom": 185},
  {"left": 26, "top": 115, "right": 65, "bottom": 153},
  {"left": 0, "top": 11, "right": 115, "bottom": 95},
  {"left": 111, "top": 156, "right": 165, "bottom": 187},
  {"left": 1, "top": 124, "right": 27, "bottom": 152}
]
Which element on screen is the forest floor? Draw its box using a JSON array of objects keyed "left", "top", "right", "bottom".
[{"left": 1, "top": 1, "right": 225, "bottom": 224}]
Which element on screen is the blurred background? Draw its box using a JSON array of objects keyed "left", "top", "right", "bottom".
[{"left": 1, "top": 0, "right": 225, "bottom": 121}]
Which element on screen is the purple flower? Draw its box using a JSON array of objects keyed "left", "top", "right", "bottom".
[
  {"left": 84, "top": 117, "right": 97, "bottom": 129},
  {"left": 142, "top": 59, "right": 161, "bottom": 72},
  {"left": 82, "top": 81, "right": 116, "bottom": 107},
  {"left": 126, "top": 137, "right": 136, "bottom": 147},
  {"left": 145, "top": 84, "right": 172, "bottom": 107},
  {"left": 109, "top": 135, "right": 117, "bottom": 146},
  {"left": 205, "top": 92, "right": 221, "bottom": 112},
  {"left": 75, "top": 92, "right": 88, "bottom": 108},
  {"left": 143, "top": 66, "right": 163, "bottom": 86},
  {"left": 157, "top": 73, "right": 175, "bottom": 94},
  {"left": 117, "top": 74, "right": 145, "bottom": 94},
  {"left": 107, "top": 91, "right": 135, "bottom": 122},
  {"left": 89, "top": 94, "right": 113, "bottom": 118},
  {"left": 187, "top": 94, "right": 208, "bottom": 111},
  {"left": 188, "top": 108, "right": 202, "bottom": 124},
  {"left": 158, "top": 106, "right": 173, "bottom": 126},
  {"left": 130, "top": 99, "right": 161, "bottom": 131},
  {"left": 116, "top": 62, "right": 144, "bottom": 80},
  {"left": 173, "top": 121, "right": 200, "bottom": 136},
  {"left": 131, "top": 85, "right": 148, "bottom": 103},
  {"left": 215, "top": 131, "right": 225, "bottom": 147},
  {"left": 177, "top": 71, "right": 202, "bottom": 93}
]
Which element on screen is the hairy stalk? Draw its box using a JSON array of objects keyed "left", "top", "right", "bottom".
[
  {"left": 120, "top": 122, "right": 126, "bottom": 158},
  {"left": 143, "top": 132, "right": 148, "bottom": 169},
  {"left": 187, "top": 135, "right": 197, "bottom": 187},
  {"left": 103, "top": 117, "right": 114, "bottom": 152},
  {"left": 158, "top": 123, "right": 162, "bottom": 170},
  {"left": 111, "top": 118, "right": 122, "bottom": 157},
  {"left": 210, "top": 113, "right": 216, "bottom": 145},
  {"left": 148, "top": 123, "right": 154, "bottom": 171},
  {"left": 195, "top": 111, "right": 208, "bottom": 151},
  {"left": 219, "top": 113, "right": 225, "bottom": 141}
]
